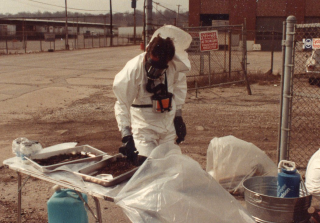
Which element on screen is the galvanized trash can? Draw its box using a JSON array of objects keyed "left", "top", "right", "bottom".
[{"left": 243, "top": 176, "right": 312, "bottom": 223}]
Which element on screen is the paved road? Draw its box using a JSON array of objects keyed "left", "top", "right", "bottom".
[
  {"left": 0, "top": 46, "right": 282, "bottom": 123},
  {"left": 0, "top": 46, "right": 143, "bottom": 162},
  {"left": 0, "top": 46, "right": 143, "bottom": 122}
]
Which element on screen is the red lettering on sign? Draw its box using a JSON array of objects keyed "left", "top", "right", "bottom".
[
  {"left": 188, "top": 32, "right": 199, "bottom": 38},
  {"left": 199, "top": 30, "right": 219, "bottom": 51},
  {"left": 313, "top": 38, "right": 320, "bottom": 49}
]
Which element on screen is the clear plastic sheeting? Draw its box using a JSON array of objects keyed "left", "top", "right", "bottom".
[
  {"left": 206, "top": 136, "right": 277, "bottom": 195},
  {"left": 36, "top": 142, "right": 77, "bottom": 154},
  {"left": 115, "top": 142, "right": 255, "bottom": 223},
  {"left": 306, "top": 148, "right": 320, "bottom": 198}
]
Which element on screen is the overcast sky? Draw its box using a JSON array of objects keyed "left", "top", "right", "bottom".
[{"left": 1, "top": 0, "right": 189, "bottom": 15}]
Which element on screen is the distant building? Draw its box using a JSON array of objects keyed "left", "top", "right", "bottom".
[
  {"left": 0, "top": 18, "right": 115, "bottom": 39},
  {"left": 189, "top": 0, "right": 320, "bottom": 50}
]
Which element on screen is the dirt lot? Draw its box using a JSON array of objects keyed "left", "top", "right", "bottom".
[{"left": 0, "top": 46, "right": 282, "bottom": 222}]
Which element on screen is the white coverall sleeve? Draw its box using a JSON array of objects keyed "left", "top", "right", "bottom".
[
  {"left": 173, "top": 72, "right": 187, "bottom": 110},
  {"left": 113, "top": 61, "right": 140, "bottom": 131}
]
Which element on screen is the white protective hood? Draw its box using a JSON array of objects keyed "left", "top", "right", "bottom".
[{"left": 149, "top": 25, "right": 192, "bottom": 73}]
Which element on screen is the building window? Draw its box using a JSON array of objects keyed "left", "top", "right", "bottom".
[{"left": 200, "top": 14, "right": 229, "bottom": 26}]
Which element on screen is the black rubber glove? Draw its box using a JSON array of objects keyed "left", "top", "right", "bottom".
[
  {"left": 174, "top": 116, "right": 186, "bottom": 144},
  {"left": 119, "top": 135, "right": 139, "bottom": 162}
]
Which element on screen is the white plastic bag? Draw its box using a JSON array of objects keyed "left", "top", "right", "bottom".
[
  {"left": 12, "top": 137, "right": 42, "bottom": 159},
  {"left": 306, "top": 148, "right": 320, "bottom": 198},
  {"left": 206, "top": 135, "right": 277, "bottom": 195},
  {"left": 12, "top": 137, "right": 28, "bottom": 156},
  {"left": 115, "top": 142, "right": 255, "bottom": 223},
  {"left": 306, "top": 49, "right": 320, "bottom": 72},
  {"left": 20, "top": 140, "right": 42, "bottom": 159}
]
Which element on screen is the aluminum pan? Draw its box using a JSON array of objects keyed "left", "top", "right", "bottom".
[
  {"left": 77, "top": 154, "right": 146, "bottom": 187},
  {"left": 25, "top": 145, "right": 106, "bottom": 172}
]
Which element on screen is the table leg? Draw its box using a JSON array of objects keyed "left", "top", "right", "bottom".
[
  {"left": 17, "top": 172, "right": 22, "bottom": 223},
  {"left": 93, "top": 196, "right": 102, "bottom": 223},
  {"left": 75, "top": 192, "right": 102, "bottom": 223}
]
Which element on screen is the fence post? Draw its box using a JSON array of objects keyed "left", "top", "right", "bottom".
[
  {"left": 228, "top": 30, "right": 232, "bottom": 78},
  {"left": 208, "top": 52, "right": 211, "bottom": 86},
  {"left": 200, "top": 53, "right": 204, "bottom": 75},
  {"left": 279, "top": 15, "right": 296, "bottom": 162},
  {"left": 242, "top": 19, "right": 247, "bottom": 72},
  {"left": 224, "top": 27, "right": 227, "bottom": 72},
  {"left": 6, "top": 34, "right": 8, "bottom": 54},
  {"left": 241, "top": 21, "right": 252, "bottom": 95},
  {"left": 25, "top": 34, "right": 27, "bottom": 53},
  {"left": 271, "top": 28, "right": 275, "bottom": 73}
]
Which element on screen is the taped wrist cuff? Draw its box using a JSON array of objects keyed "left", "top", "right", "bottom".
[
  {"left": 121, "top": 126, "right": 132, "bottom": 138},
  {"left": 175, "top": 109, "right": 182, "bottom": 117}
]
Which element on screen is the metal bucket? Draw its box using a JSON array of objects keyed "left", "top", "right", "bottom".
[{"left": 243, "top": 176, "right": 312, "bottom": 223}]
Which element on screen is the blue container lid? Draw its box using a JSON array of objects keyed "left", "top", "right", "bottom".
[{"left": 281, "top": 168, "right": 297, "bottom": 174}]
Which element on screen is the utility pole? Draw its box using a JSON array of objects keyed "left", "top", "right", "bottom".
[
  {"left": 143, "top": 0, "right": 146, "bottom": 50},
  {"left": 146, "top": 0, "right": 152, "bottom": 44},
  {"left": 132, "top": 0, "right": 137, "bottom": 45},
  {"left": 155, "top": 2, "right": 159, "bottom": 25},
  {"left": 176, "top": 4, "right": 181, "bottom": 27},
  {"left": 65, "top": 0, "right": 69, "bottom": 50},
  {"left": 134, "top": 7, "right": 136, "bottom": 44},
  {"left": 110, "top": 0, "right": 113, "bottom": 46}
]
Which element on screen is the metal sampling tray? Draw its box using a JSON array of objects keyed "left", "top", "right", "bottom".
[
  {"left": 77, "top": 154, "right": 146, "bottom": 187},
  {"left": 25, "top": 145, "right": 106, "bottom": 172}
]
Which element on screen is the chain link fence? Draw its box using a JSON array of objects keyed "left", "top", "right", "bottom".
[
  {"left": 183, "top": 25, "right": 250, "bottom": 93},
  {"left": 0, "top": 31, "right": 139, "bottom": 54},
  {"left": 1, "top": 24, "right": 252, "bottom": 94},
  {"left": 281, "top": 22, "right": 320, "bottom": 168}
]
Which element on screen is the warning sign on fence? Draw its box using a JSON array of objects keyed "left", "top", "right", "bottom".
[
  {"left": 313, "top": 38, "right": 320, "bottom": 49},
  {"left": 187, "top": 32, "right": 200, "bottom": 53},
  {"left": 199, "top": 30, "right": 219, "bottom": 51}
]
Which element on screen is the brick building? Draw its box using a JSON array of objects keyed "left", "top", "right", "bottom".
[{"left": 189, "top": 0, "right": 320, "bottom": 50}]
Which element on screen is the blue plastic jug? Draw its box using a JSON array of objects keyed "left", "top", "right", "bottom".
[
  {"left": 47, "top": 186, "right": 88, "bottom": 223},
  {"left": 277, "top": 160, "right": 301, "bottom": 198}
]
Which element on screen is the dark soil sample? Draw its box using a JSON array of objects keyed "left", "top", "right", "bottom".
[
  {"left": 32, "top": 152, "right": 91, "bottom": 166},
  {"left": 95, "top": 156, "right": 147, "bottom": 178}
]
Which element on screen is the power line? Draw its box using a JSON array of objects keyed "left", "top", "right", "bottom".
[
  {"left": 10, "top": 0, "right": 55, "bottom": 12},
  {"left": 24, "top": 0, "right": 108, "bottom": 12},
  {"left": 152, "top": 1, "right": 188, "bottom": 19},
  {"left": 152, "top": 1, "right": 176, "bottom": 13},
  {"left": 153, "top": 5, "right": 172, "bottom": 20},
  {"left": 153, "top": 1, "right": 188, "bottom": 12}
]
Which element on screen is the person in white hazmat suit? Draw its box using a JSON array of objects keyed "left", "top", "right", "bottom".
[{"left": 113, "top": 25, "right": 192, "bottom": 160}]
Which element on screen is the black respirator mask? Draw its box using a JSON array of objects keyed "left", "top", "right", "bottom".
[
  {"left": 145, "top": 58, "right": 168, "bottom": 81},
  {"left": 144, "top": 57, "right": 173, "bottom": 113}
]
